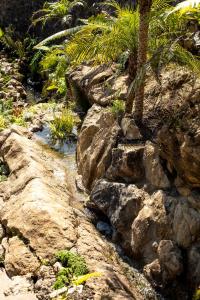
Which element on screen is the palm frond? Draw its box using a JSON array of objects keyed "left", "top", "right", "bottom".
[{"left": 34, "top": 26, "right": 82, "bottom": 49}]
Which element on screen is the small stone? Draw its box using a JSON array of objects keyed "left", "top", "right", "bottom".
[{"left": 53, "top": 262, "right": 63, "bottom": 273}]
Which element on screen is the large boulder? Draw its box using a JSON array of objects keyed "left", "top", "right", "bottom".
[
  {"left": 90, "top": 179, "right": 146, "bottom": 251},
  {"left": 131, "top": 191, "right": 171, "bottom": 262},
  {"left": 77, "top": 104, "right": 120, "bottom": 190}
]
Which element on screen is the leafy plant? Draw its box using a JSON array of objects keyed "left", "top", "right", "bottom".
[
  {"left": 40, "top": 47, "right": 69, "bottom": 95},
  {"left": 193, "top": 288, "right": 200, "bottom": 300},
  {"left": 49, "top": 109, "right": 76, "bottom": 141},
  {"left": 66, "top": 2, "right": 139, "bottom": 66},
  {"left": 111, "top": 99, "right": 125, "bottom": 116},
  {"left": 0, "top": 115, "right": 8, "bottom": 131},
  {"left": 53, "top": 250, "right": 89, "bottom": 290},
  {"left": 32, "top": 0, "right": 86, "bottom": 26}
]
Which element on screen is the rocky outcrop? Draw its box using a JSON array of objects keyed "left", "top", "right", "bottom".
[
  {"left": 67, "top": 64, "right": 128, "bottom": 106},
  {"left": 75, "top": 64, "right": 200, "bottom": 296},
  {"left": 0, "top": 126, "right": 156, "bottom": 300}
]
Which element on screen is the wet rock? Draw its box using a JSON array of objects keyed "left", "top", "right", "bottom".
[
  {"left": 157, "top": 240, "right": 183, "bottom": 282},
  {"left": 77, "top": 104, "right": 120, "bottom": 190},
  {"left": 106, "top": 144, "right": 145, "bottom": 183},
  {"left": 4, "top": 236, "right": 40, "bottom": 276},
  {"left": 96, "top": 221, "right": 113, "bottom": 237},
  {"left": 143, "top": 141, "right": 170, "bottom": 189}
]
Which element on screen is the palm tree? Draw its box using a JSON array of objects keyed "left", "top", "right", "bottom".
[
  {"left": 34, "top": 0, "right": 200, "bottom": 110},
  {"left": 133, "top": 0, "right": 152, "bottom": 124}
]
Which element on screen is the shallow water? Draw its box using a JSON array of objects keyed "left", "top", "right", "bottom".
[{"left": 35, "top": 125, "right": 77, "bottom": 172}]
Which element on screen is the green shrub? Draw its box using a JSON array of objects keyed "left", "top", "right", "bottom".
[
  {"left": 53, "top": 250, "right": 89, "bottom": 290},
  {"left": 0, "top": 115, "right": 8, "bottom": 131},
  {"left": 49, "top": 109, "right": 76, "bottom": 141},
  {"left": 111, "top": 99, "right": 125, "bottom": 116},
  {"left": 193, "top": 289, "right": 200, "bottom": 300},
  {"left": 55, "top": 250, "right": 88, "bottom": 276}
]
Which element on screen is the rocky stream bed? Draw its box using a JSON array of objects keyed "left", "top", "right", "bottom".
[{"left": 0, "top": 50, "right": 200, "bottom": 300}]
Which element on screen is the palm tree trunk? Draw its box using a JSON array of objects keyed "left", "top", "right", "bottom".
[
  {"left": 125, "top": 50, "right": 137, "bottom": 114},
  {"left": 134, "top": 0, "right": 152, "bottom": 124}
]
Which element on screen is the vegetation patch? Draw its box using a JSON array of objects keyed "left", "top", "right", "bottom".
[
  {"left": 111, "top": 99, "right": 125, "bottom": 117},
  {"left": 53, "top": 250, "right": 89, "bottom": 290},
  {"left": 49, "top": 109, "right": 78, "bottom": 142},
  {"left": 0, "top": 98, "right": 27, "bottom": 130}
]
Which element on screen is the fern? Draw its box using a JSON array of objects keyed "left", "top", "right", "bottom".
[{"left": 32, "top": 0, "right": 86, "bottom": 26}]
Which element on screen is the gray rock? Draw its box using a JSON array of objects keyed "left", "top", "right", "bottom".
[
  {"left": 157, "top": 240, "right": 183, "bottom": 282},
  {"left": 96, "top": 221, "right": 112, "bottom": 237},
  {"left": 188, "top": 242, "right": 200, "bottom": 288},
  {"left": 173, "top": 199, "right": 200, "bottom": 248},
  {"left": 106, "top": 143, "right": 145, "bottom": 183},
  {"left": 91, "top": 179, "right": 146, "bottom": 251}
]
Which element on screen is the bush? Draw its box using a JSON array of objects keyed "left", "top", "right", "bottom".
[
  {"left": 49, "top": 109, "right": 76, "bottom": 141},
  {"left": 111, "top": 99, "right": 125, "bottom": 116},
  {"left": 53, "top": 250, "right": 89, "bottom": 290},
  {"left": 0, "top": 115, "right": 8, "bottom": 131}
]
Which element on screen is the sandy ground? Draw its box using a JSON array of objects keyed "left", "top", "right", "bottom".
[{"left": 0, "top": 269, "right": 37, "bottom": 300}]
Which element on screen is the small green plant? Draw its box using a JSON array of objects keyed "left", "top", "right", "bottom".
[
  {"left": 53, "top": 250, "right": 89, "bottom": 290},
  {"left": 0, "top": 115, "right": 8, "bottom": 131},
  {"left": 193, "top": 289, "right": 200, "bottom": 300},
  {"left": 10, "top": 115, "right": 27, "bottom": 127},
  {"left": 111, "top": 99, "right": 125, "bottom": 116},
  {"left": 49, "top": 109, "right": 76, "bottom": 141}
]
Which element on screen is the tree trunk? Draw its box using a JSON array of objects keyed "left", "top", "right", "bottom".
[
  {"left": 125, "top": 50, "right": 137, "bottom": 114},
  {"left": 134, "top": 0, "right": 152, "bottom": 124}
]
